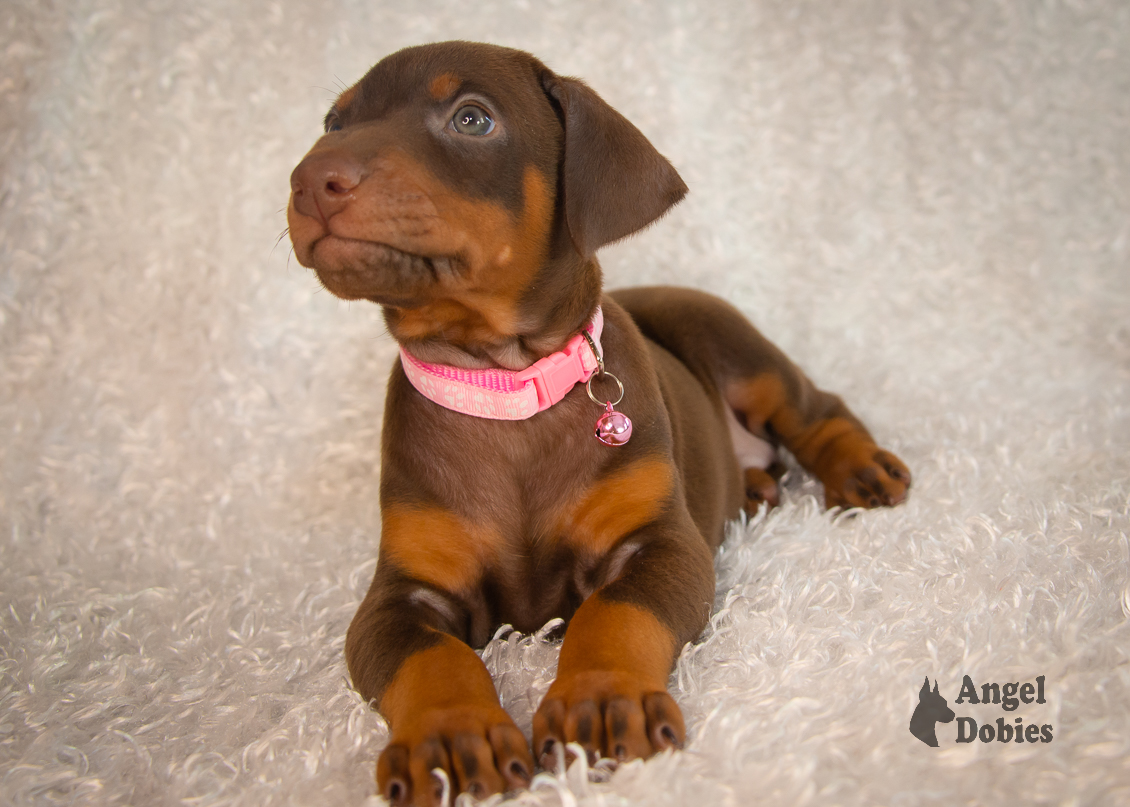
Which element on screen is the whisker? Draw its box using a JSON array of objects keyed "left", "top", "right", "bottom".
[
  {"left": 314, "top": 84, "right": 340, "bottom": 102},
  {"left": 270, "top": 229, "right": 292, "bottom": 262}
]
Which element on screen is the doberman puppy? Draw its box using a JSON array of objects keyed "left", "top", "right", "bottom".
[{"left": 287, "top": 41, "right": 909, "bottom": 805}]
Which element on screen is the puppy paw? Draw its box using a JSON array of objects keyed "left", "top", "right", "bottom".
[
  {"left": 532, "top": 671, "right": 684, "bottom": 769},
  {"left": 819, "top": 437, "right": 911, "bottom": 509},
  {"left": 742, "top": 467, "right": 780, "bottom": 515},
  {"left": 378, "top": 706, "right": 532, "bottom": 806}
]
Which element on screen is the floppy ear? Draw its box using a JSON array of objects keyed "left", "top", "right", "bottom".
[{"left": 542, "top": 74, "right": 688, "bottom": 258}]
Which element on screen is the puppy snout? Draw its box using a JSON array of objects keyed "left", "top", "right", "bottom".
[{"left": 290, "top": 152, "right": 364, "bottom": 223}]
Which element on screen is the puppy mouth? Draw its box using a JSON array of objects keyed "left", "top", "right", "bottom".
[{"left": 310, "top": 235, "right": 455, "bottom": 303}]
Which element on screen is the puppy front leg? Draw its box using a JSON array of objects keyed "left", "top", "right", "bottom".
[
  {"left": 348, "top": 564, "right": 531, "bottom": 805},
  {"left": 532, "top": 518, "right": 714, "bottom": 766}
]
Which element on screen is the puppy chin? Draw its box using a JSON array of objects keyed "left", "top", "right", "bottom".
[
  {"left": 310, "top": 236, "right": 440, "bottom": 302},
  {"left": 313, "top": 265, "right": 406, "bottom": 303}
]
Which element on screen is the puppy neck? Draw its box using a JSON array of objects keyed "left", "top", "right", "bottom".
[{"left": 383, "top": 253, "right": 602, "bottom": 371}]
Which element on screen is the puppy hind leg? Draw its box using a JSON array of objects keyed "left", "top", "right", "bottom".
[
  {"left": 612, "top": 286, "right": 910, "bottom": 510},
  {"left": 723, "top": 368, "right": 910, "bottom": 510},
  {"left": 722, "top": 404, "right": 780, "bottom": 514}
]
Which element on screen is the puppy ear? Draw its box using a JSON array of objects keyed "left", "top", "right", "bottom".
[{"left": 542, "top": 74, "right": 687, "bottom": 258}]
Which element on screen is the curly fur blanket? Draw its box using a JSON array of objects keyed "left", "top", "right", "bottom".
[{"left": 2, "top": 1, "right": 1128, "bottom": 805}]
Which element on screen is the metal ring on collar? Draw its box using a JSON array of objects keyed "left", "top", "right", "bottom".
[
  {"left": 580, "top": 330, "right": 605, "bottom": 375},
  {"left": 586, "top": 372, "right": 624, "bottom": 407}
]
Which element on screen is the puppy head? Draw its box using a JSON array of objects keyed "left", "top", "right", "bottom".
[{"left": 288, "top": 41, "right": 686, "bottom": 361}]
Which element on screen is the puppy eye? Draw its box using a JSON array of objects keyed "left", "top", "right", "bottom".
[
  {"left": 324, "top": 113, "right": 343, "bottom": 133},
  {"left": 451, "top": 105, "right": 494, "bottom": 136}
]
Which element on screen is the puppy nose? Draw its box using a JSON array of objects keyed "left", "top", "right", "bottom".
[{"left": 290, "top": 152, "right": 363, "bottom": 223}]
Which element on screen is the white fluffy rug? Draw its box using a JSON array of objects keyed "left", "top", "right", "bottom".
[{"left": 2, "top": 1, "right": 1128, "bottom": 805}]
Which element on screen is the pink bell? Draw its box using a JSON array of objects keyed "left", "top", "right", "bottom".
[{"left": 595, "top": 402, "right": 633, "bottom": 446}]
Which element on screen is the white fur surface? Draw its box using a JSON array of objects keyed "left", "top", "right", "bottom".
[{"left": 2, "top": 1, "right": 1128, "bottom": 805}]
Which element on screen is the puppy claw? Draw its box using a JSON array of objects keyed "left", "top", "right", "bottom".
[
  {"left": 378, "top": 745, "right": 411, "bottom": 806},
  {"left": 643, "top": 691, "right": 685, "bottom": 751}
]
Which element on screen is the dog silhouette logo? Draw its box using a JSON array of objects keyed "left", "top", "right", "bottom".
[{"left": 910, "top": 677, "right": 955, "bottom": 747}]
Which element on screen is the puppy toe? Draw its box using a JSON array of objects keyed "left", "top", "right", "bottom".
[{"left": 743, "top": 468, "right": 780, "bottom": 515}]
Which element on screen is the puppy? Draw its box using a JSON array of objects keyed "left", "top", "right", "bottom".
[{"left": 287, "top": 41, "right": 909, "bottom": 805}]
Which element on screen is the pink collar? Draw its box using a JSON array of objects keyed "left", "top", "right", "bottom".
[{"left": 399, "top": 308, "right": 604, "bottom": 420}]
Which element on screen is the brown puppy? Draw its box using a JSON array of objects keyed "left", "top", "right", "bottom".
[{"left": 287, "top": 41, "right": 909, "bottom": 806}]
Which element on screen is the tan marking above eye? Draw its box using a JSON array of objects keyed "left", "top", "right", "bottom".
[
  {"left": 428, "top": 72, "right": 461, "bottom": 101},
  {"left": 335, "top": 83, "right": 359, "bottom": 113}
]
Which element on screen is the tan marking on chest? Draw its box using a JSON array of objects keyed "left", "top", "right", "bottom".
[
  {"left": 381, "top": 505, "right": 495, "bottom": 594},
  {"left": 557, "top": 457, "right": 675, "bottom": 557}
]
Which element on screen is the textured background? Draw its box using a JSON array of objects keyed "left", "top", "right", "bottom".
[{"left": 2, "top": 1, "right": 1128, "bottom": 805}]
